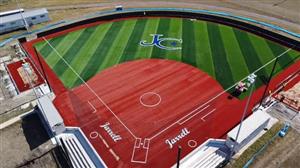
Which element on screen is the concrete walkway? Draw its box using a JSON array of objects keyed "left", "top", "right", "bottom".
[{"left": 0, "top": 109, "right": 34, "bottom": 129}]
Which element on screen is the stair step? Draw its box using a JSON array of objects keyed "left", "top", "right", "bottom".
[
  {"left": 204, "top": 155, "right": 225, "bottom": 168},
  {"left": 60, "top": 134, "right": 95, "bottom": 168},
  {"left": 198, "top": 153, "right": 220, "bottom": 168}
]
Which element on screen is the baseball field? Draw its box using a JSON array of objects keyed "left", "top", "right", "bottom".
[
  {"left": 20, "top": 15, "right": 300, "bottom": 167},
  {"left": 33, "top": 17, "right": 299, "bottom": 93}
]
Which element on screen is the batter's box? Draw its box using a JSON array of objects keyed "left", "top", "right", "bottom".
[{"left": 131, "top": 138, "right": 150, "bottom": 164}]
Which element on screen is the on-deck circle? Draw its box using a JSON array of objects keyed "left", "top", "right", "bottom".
[
  {"left": 90, "top": 131, "right": 99, "bottom": 139},
  {"left": 188, "top": 140, "right": 197, "bottom": 148}
]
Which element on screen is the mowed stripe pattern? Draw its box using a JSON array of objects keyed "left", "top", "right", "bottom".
[{"left": 35, "top": 18, "right": 300, "bottom": 90}]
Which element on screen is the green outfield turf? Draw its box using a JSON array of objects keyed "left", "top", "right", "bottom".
[{"left": 34, "top": 18, "right": 300, "bottom": 92}]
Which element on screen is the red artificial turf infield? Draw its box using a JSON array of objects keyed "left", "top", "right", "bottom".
[
  {"left": 53, "top": 59, "right": 240, "bottom": 167},
  {"left": 52, "top": 58, "right": 300, "bottom": 167},
  {"left": 22, "top": 32, "right": 300, "bottom": 167},
  {"left": 6, "top": 58, "right": 44, "bottom": 93}
]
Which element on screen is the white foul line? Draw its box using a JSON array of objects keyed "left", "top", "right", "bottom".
[
  {"left": 43, "top": 37, "right": 137, "bottom": 139},
  {"left": 88, "top": 101, "right": 97, "bottom": 113}
]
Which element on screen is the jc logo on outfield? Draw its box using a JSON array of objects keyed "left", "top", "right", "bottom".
[{"left": 140, "top": 34, "right": 182, "bottom": 50}]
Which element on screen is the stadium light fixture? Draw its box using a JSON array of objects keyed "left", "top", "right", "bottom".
[{"left": 176, "top": 145, "right": 182, "bottom": 168}]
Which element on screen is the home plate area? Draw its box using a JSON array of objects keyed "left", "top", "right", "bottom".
[{"left": 54, "top": 59, "right": 227, "bottom": 167}]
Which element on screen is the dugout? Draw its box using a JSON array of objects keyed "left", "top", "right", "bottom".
[
  {"left": 226, "top": 110, "right": 271, "bottom": 153},
  {"left": 37, "top": 95, "right": 65, "bottom": 135}
]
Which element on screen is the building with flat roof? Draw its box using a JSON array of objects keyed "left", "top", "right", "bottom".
[
  {"left": 38, "top": 95, "right": 65, "bottom": 135},
  {"left": 0, "top": 8, "right": 49, "bottom": 34},
  {"left": 226, "top": 110, "right": 271, "bottom": 153}
]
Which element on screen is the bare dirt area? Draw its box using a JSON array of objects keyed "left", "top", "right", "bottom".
[
  {"left": 250, "top": 128, "right": 300, "bottom": 168},
  {"left": 0, "top": 112, "right": 57, "bottom": 168}
]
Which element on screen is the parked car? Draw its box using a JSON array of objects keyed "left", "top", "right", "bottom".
[{"left": 279, "top": 122, "right": 290, "bottom": 137}]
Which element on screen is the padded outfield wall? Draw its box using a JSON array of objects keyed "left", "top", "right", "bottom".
[{"left": 36, "top": 10, "right": 300, "bottom": 52}]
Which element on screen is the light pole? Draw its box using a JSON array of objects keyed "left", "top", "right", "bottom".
[
  {"left": 229, "top": 73, "right": 257, "bottom": 158},
  {"left": 15, "top": 0, "right": 29, "bottom": 32},
  {"left": 176, "top": 146, "right": 182, "bottom": 168},
  {"left": 259, "top": 56, "right": 279, "bottom": 106}
]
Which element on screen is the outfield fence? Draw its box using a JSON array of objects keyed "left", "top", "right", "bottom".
[{"left": 1, "top": 8, "right": 300, "bottom": 48}]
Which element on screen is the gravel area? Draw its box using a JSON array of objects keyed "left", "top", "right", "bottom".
[
  {"left": 0, "top": 112, "right": 56, "bottom": 168},
  {"left": 251, "top": 128, "right": 300, "bottom": 168}
]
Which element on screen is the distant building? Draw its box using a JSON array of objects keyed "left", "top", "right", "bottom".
[{"left": 0, "top": 8, "right": 50, "bottom": 34}]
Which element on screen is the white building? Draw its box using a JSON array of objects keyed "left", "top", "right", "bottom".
[
  {"left": 0, "top": 8, "right": 50, "bottom": 34},
  {"left": 226, "top": 110, "right": 271, "bottom": 153}
]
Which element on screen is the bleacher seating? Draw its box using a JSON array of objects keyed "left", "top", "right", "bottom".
[
  {"left": 59, "top": 133, "right": 96, "bottom": 168},
  {"left": 172, "top": 139, "right": 229, "bottom": 168}
]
